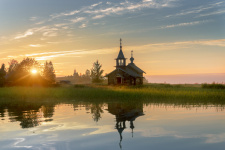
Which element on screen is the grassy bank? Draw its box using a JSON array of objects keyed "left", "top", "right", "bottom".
[{"left": 0, "top": 84, "right": 224, "bottom": 106}]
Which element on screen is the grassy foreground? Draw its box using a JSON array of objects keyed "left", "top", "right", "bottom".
[{"left": 0, "top": 84, "right": 224, "bottom": 106}]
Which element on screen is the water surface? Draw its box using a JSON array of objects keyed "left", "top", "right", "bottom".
[{"left": 0, "top": 101, "right": 224, "bottom": 150}]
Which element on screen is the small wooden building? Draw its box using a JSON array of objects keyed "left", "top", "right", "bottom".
[{"left": 105, "top": 39, "right": 145, "bottom": 85}]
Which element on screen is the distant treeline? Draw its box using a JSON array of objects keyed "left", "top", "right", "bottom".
[
  {"left": 57, "top": 69, "right": 92, "bottom": 84},
  {"left": 57, "top": 60, "right": 105, "bottom": 84}
]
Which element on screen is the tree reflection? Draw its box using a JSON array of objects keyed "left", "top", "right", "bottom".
[
  {"left": 41, "top": 104, "right": 55, "bottom": 118},
  {"left": 0, "top": 101, "right": 55, "bottom": 128},
  {"left": 85, "top": 103, "right": 104, "bottom": 122},
  {"left": 19, "top": 110, "right": 41, "bottom": 128}
]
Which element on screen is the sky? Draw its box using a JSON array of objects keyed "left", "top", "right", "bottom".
[{"left": 0, "top": 0, "right": 225, "bottom": 83}]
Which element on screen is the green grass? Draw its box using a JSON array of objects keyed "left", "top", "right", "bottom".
[
  {"left": 0, "top": 84, "right": 224, "bottom": 107},
  {"left": 202, "top": 83, "right": 225, "bottom": 89}
]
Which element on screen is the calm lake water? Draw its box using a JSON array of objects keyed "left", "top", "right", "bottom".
[{"left": 0, "top": 101, "right": 224, "bottom": 150}]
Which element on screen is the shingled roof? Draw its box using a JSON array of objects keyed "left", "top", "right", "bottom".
[
  {"left": 105, "top": 67, "right": 143, "bottom": 78},
  {"left": 127, "top": 63, "right": 146, "bottom": 74}
]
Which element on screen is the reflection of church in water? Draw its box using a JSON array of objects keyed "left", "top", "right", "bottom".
[{"left": 107, "top": 103, "right": 144, "bottom": 148}]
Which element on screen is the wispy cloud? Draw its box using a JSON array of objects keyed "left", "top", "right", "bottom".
[
  {"left": 35, "top": 21, "right": 45, "bottom": 25},
  {"left": 79, "top": 24, "right": 86, "bottom": 28},
  {"left": 160, "top": 20, "right": 210, "bottom": 29},
  {"left": 205, "top": 133, "right": 225, "bottom": 143},
  {"left": 30, "top": 16, "right": 38, "bottom": 21},
  {"left": 11, "top": 1, "right": 177, "bottom": 41},
  {"left": 70, "top": 17, "right": 86, "bottom": 23},
  {"left": 123, "top": 39, "right": 225, "bottom": 53},
  {"left": 3, "top": 47, "right": 115, "bottom": 61},
  {"left": 14, "top": 26, "right": 59, "bottom": 40},
  {"left": 50, "top": 10, "right": 80, "bottom": 19},
  {"left": 84, "top": 0, "right": 175, "bottom": 16},
  {"left": 197, "top": 9, "right": 225, "bottom": 17},
  {"left": 194, "top": 39, "right": 225, "bottom": 47},
  {"left": 29, "top": 44, "right": 43, "bottom": 47},
  {"left": 31, "top": 48, "right": 114, "bottom": 60},
  {"left": 166, "top": 1, "right": 225, "bottom": 18},
  {"left": 49, "top": 2, "right": 102, "bottom": 19},
  {"left": 48, "top": 0, "right": 176, "bottom": 26},
  {"left": 14, "top": 30, "right": 34, "bottom": 39},
  {"left": 92, "top": 15, "right": 105, "bottom": 19}
]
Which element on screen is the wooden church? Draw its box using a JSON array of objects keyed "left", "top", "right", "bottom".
[{"left": 105, "top": 39, "right": 145, "bottom": 85}]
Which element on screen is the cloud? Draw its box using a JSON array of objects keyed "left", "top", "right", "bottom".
[
  {"left": 91, "top": 2, "right": 102, "bottom": 8},
  {"left": 35, "top": 21, "right": 45, "bottom": 25},
  {"left": 194, "top": 39, "right": 225, "bottom": 47},
  {"left": 92, "top": 15, "right": 105, "bottom": 19},
  {"left": 50, "top": 2, "right": 102, "bottom": 19},
  {"left": 11, "top": 1, "right": 177, "bottom": 41},
  {"left": 205, "top": 133, "right": 225, "bottom": 143},
  {"left": 80, "top": 0, "right": 176, "bottom": 26},
  {"left": 70, "top": 17, "right": 86, "bottom": 23},
  {"left": 50, "top": 10, "right": 80, "bottom": 19},
  {"left": 14, "top": 26, "right": 59, "bottom": 39},
  {"left": 166, "top": 1, "right": 225, "bottom": 18},
  {"left": 30, "top": 16, "right": 37, "bottom": 21},
  {"left": 13, "top": 138, "right": 32, "bottom": 148},
  {"left": 14, "top": 30, "right": 34, "bottom": 39},
  {"left": 54, "top": 23, "right": 67, "bottom": 27},
  {"left": 43, "top": 31, "right": 58, "bottom": 37},
  {"left": 160, "top": 20, "right": 210, "bottom": 29},
  {"left": 79, "top": 24, "right": 86, "bottom": 28},
  {"left": 101, "top": 20, "right": 210, "bottom": 36},
  {"left": 123, "top": 39, "right": 225, "bottom": 53},
  {"left": 0, "top": 48, "right": 114, "bottom": 61},
  {"left": 50, "top": 0, "right": 175, "bottom": 23},
  {"left": 197, "top": 9, "right": 225, "bottom": 17},
  {"left": 24, "top": 38, "right": 225, "bottom": 60},
  {"left": 29, "top": 44, "right": 43, "bottom": 47}
]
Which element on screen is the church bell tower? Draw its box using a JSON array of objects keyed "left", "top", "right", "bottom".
[{"left": 116, "top": 38, "right": 126, "bottom": 68}]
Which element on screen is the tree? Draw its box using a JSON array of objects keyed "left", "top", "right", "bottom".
[
  {"left": 85, "top": 69, "right": 91, "bottom": 77},
  {"left": 7, "top": 59, "right": 18, "bottom": 75},
  {"left": 19, "top": 57, "right": 40, "bottom": 73},
  {"left": 0, "top": 64, "right": 6, "bottom": 86},
  {"left": 6, "top": 58, "right": 41, "bottom": 86},
  {"left": 42, "top": 61, "right": 56, "bottom": 84},
  {"left": 91, "top": 60, "right": 104, "bottom": 83},
  {"left": 83, "top": 69, "right": 91, "bottom": 83}
]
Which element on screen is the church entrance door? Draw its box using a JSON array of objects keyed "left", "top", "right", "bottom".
[{"left": 117, "top": 77, "right": 122, "bottom": 84}]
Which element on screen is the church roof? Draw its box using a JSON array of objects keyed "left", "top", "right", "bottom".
[
  {"left": 127, "top": 63, "right": 146, "bottom": 74},
  {"left": 122, "top": 67, "right": 142, "bottom": 78},
  {"left": 105, "top": 67, "right": 143, "bottom": 78},
  {"left": 116, "top": 49, "right": 125, "bottom": 59}
]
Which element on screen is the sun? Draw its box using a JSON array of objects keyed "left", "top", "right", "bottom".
[{"left": 31, "top": 69, "right": 37, "bottom": 74}]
